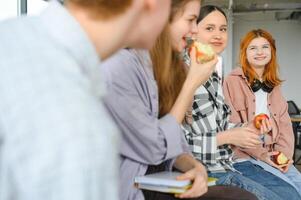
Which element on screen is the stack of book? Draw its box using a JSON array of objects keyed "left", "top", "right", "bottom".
[{"left": 134, "top": 171, "right": 218, "bottom": 194}]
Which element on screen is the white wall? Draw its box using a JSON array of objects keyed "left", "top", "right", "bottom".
[
  {"left": 27, "top": 0, "right": 48, "bottom": 15},
  {"left": 0, "top": 0, "right": 48, "bottom": 21},
  {"left": 0, "top": 0, "right": 17, "bottom": 20},
  {"left": 231, "top": 12, "right": 301, "bottom": 106}
]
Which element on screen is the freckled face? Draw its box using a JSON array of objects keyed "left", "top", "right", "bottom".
[{"left": 246, "top": 37, "right": 271, "bottom": 69}]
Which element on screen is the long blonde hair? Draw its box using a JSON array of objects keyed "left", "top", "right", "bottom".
[{"left": 150, "top": 0, "right": 198, "bottom": 117}]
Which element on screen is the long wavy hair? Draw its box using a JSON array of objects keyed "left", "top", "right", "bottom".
[
  {"left": 240, "top": 29, "right": 282, "bottom": 87},
  {"left": 150, "top": 0, "right": 198, "bottom": 117}
]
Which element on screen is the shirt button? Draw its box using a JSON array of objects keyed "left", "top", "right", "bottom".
[
  {"left": 253, "top": 99, "right": 255, "bottom": 102},
  {"left": 268, "top": 103, "right": 271, "bottom": 106},
  {"left": 274, "top": 113, "right": 277, "bottom": 116},
  {"left": 253, "top": 112, "right": 255, "bottom": 115}
]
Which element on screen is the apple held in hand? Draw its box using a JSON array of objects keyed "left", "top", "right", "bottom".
[
  {"left": 253, "top": 113, "right": 269, "bottom": 129},
  {"left": 273, "top": 152, "right": 289, "bottom": 165},
  {"left": 190, "top": 41, "right": 215, "bottom": 64}
]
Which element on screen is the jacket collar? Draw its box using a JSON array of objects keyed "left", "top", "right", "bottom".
[
  {"left": 229, "top": 67, "right": 247, "bottom": 78},
  {"left": 203, "top": 72, "right": 227, "bottom": 110},
  {"left": 229, "top": 67, "right": 280, "bottom": 96}
]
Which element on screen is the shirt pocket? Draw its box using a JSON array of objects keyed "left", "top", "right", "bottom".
[
  {"left": 231, "top": 98, "right": 246, "bottom": 110},
  {"left": 191, "top": 98, "right": 216, "bottom": 134},
  {"left": 231, "top": 98, "right": 248, "bottom": 122},
  {"left": 192, "top": 98, "right": 214, "bottom": 116}
]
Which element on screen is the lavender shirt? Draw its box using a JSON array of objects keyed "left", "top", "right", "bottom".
[{"left": 101, "top": 49, "right": 190, "bottom": 200}]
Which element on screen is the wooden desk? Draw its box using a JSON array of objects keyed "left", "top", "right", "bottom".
[
  {"left": 291, "top": 117, "right": 301, "bottom": 122},
  {"left": 290, "top": 114, "right": 301, "bottom": 122}
]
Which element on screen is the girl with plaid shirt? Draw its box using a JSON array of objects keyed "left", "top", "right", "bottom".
[{"left": 182, "top": 5, "right": 300, "bottom": 200}]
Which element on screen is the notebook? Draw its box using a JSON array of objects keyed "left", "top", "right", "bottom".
[{"left": 134, "top": 171, "right": 218, "bottom": 194}]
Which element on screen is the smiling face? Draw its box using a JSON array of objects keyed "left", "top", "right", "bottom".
[
  {"left": 197, "top": 10, "right": 228, "bottom": 54},
  {"left": 169, "top": 0, "right": 200, "bottom": 52},
  {"left": 246, "top": 37, "right": 272, "bottom": 69}
]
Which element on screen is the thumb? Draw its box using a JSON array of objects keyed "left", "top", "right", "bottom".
[
  {"left": 176, "top": 171, "right": 194, "bottom": 181},
  {"left": 267, "top": 151, "right": 279, "bottom": 156}
]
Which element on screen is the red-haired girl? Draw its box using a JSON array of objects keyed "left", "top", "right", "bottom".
[{"left": 224, "top": 29, "right": 301, "bottom": 195}]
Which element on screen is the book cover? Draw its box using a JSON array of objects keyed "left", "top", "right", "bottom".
[{"left": 134, "top": 171, "right": 218, "bottom": 194}]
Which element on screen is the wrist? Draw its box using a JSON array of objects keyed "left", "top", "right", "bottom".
[
  {"left": 182, "top": 78, "right": 198, "bottom": 92},
  {"left": 194, "top": 162, "right": 207, "bottom": 176},
  {"left": 217, "top": 131, "right": 231, "bottom": 146}
]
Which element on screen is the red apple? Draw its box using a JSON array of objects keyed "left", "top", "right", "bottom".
[
  {"left": 253, "top": 113, "right": 269, "bottom": 129},
  {"left": 273, "top": 152, "right": 289, "bottom": 165},
  {"left": 190, "top": 41, "right": 215, "bottom": 64}
]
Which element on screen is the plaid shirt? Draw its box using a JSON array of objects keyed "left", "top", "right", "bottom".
[{"left": 182, "top": 72, "right": 242, "bottom": 173}]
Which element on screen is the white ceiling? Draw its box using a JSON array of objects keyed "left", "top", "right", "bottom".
[{"left": 203, "top": 0, "right": 301, "bottom": 13}]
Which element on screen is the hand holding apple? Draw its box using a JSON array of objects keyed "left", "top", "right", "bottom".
[
  {"left": 272, "top": 152, "right": 289, "bottom": 165},
  {"left": 281, "top": 159, "right": 294, "bottom": 173},
  {"left": 260, "top": 151, "right": 290, "bottom": 172},
  {"left": 186, "top": 45, "right": 217, "bottom": 89},
  {"left": 189, "top": 41, "right": 215, "bottom": 64},
  {"left": 226, "top": 126, "right": 262, "bottom": 149},
  {"left": 253, "top": 113, "right": 269, "bottom": 129}
]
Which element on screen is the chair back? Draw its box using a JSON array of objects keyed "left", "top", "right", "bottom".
[
  {"left": 287, "top": 100, "right": 300, "bottom": 115},
  {"left": 288, "top": 101, "right": 301, "bottom": 164}
]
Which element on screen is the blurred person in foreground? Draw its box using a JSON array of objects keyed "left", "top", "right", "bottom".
[{"left": 0, "top": 0, "right": 171, "bottom": 199}]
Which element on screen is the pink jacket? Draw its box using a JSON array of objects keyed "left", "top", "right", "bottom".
[{"left": 223, "top": 67, "right": 294, "bottom": 160}]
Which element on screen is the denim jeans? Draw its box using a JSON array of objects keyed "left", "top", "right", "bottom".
[
  {"left": 250, "top": 158, "right": 301, "bottom": 195},
  {"left": 208, "top": 161, "right": 300, "bottom": 200}
]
